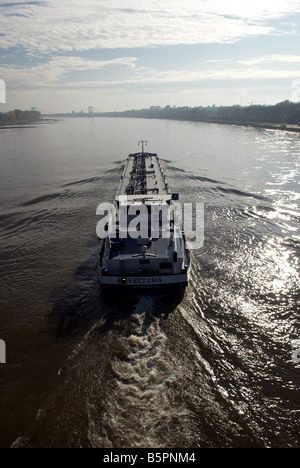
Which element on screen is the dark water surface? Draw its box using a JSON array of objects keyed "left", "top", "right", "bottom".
[{"left": 0, "top": 117, "right": 299, "bottom": 448}]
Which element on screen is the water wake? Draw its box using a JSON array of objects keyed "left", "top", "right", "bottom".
[{"left": 87, "top": 297, "right": 178, "bottom": 448}]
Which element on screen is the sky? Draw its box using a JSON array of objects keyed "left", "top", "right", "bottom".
[{"left": 0, "top": 0, "right": 300, "bottom": 113}]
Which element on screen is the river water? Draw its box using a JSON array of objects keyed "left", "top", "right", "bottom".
[{"left": 0, "top": 117, "right": 299, "bottom": 448}]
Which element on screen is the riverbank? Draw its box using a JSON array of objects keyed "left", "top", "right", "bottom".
[
  {"left": 67, "top": 100, "right": 300, "bottom": 133},
  {"left": 0, "top": 118, "right": 57, "bottom": 128},
  {"left": 198, "top": 120, "right": 300, "bottom": 132},
  {"left": 43, "top": 111, "right": 300, "bottom": 133},
  {"left": 250, "top": 122, "right": 300, "bottom": 132}
]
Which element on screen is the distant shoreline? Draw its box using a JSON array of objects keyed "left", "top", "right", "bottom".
[
  {"left": 3, "top": 101, "right": 300, "bottom": 133},
  {"left": 42, "top": 113, "right": 300, "bottom": 133},
  {"left": 0, "top": 118, "right": 57, "bottom": 128},
  {"left": 197, "top": 120, "right": 300, "bottom": 132},
  {"left": 2, "top": 113, "right": 299, "bottom": 133}
]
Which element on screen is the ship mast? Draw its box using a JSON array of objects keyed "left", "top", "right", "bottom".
[{"left": 138, "top": 140, "right": 148, "bottom": 154}]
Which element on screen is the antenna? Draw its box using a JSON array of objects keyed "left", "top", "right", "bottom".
[{"left": 138, "top": 140, "right": 148, "bottom": 154}]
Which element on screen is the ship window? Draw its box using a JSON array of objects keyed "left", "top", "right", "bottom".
[
  {"left": 140, "top": 259, "right": 150, "bottom": 264},
  {"left": 160, "top": 262, "right": 172, "bottom": 269}
]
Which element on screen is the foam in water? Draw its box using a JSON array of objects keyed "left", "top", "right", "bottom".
[{"left": 87, "top": 296, "right": 178, "bottom": 448}]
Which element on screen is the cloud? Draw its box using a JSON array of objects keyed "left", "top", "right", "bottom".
[
  {"left": 1, "top": 49, "right": 298, "bottom": 95},
  {"left": 239, "top": 54, "right": 300, "bottom": 65},
  {"left": 0, "top": 56, "right": 137, "bottom": 86},
  {"left": 1, "top": 0, "right": 299, "bottom": 111},
  {"left": 3, "top": 60, "right": 298, "bottom": 92},
  {"left": 1, "top": 0, "right": 300, "bottom": 54}
]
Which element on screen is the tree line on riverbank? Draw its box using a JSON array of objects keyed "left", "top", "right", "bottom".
[
  {"left": 0, "top": 109, "right": 41, "bottom": 124},
  {"left": 96, "top": 100, "right": 300, "bottom": 125}
]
